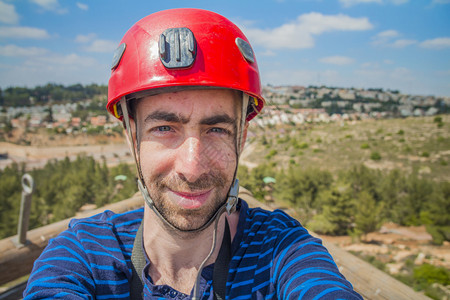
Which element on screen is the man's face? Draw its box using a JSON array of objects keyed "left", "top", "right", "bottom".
[{"left": 134, "top": 89, "right": 240, "bottom": 231}]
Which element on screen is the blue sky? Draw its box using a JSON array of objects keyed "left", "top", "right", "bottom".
[{"left": 0, "top": 0, "right": 449, "bottom": 97}]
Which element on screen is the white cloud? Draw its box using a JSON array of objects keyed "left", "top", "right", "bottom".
[
  {"left": 25, "top": 53, "right": 97, "bottom": 67},
  {"left": 0, "top": 44, "right": 47, "bottom": 56},
  {"left": 320, "top": 55, "right": 355, "bottom": 65},
  {"left": 83, "top": 39, "right": 117, "bottom": 53},
  {"left": 260, "top": 49, "right": 277, "bottom": 57},
  {"left": 383, "top": 59, "right": 394, "bottom": 64},
  {"left": 76, "top": 2, "right": 88, "bottom": 10},
  {"left": 0, "top": 1, "right": 19, "bottom": 24},
  {"left": 30, "top": 0, "right": 68, "bottom": 14},
  {"left": 389, "top": 0, "right": 409, "bottom": 4},
  {"left": 376, "top": 30, "right": 399, "bottom": 38},
  {"left": 0, "top": 52, "right": 106, "bottom": 88},
  {"left": 353, "top": 66, "right": 417, "bottom": 93},
  {"left": 372, "top": 30, "right": 399, "bottom": 45},
  {"left": 372, "top": 30, "right": 416, "bottom": 48},
  {"left": 361, "top": 61, "right": 379, "bottom": 68},
  {"left": 390, "top": 67, "right": 414, "bottom": 81},
  {"left": 340, "top": 0, "right": 382, "bottom": 8},
  {"left": 431, "top": 0, "right": 450, "bottom": 4},
  {"left": 262, "top": 68, "right": 340, "bottom": 86},
  {"left": 243, "top": 12, "right": 373, "bottom": 50},
  {"left": 0, "top": 26, "right": 50, "bottom": 39},
  {"left": 340, "top": 0, "right": 408, "bottom": 6},
  {"left": 75, "top": 33, "right": 96, "bottom": 43},
  {"left": 75, "top": 33, "right": 117, "bottom": 53},
  {"left": 390, "top": 39, "right": 417, "bottom": 48},
  {"left": 419, "top": 37, "right": 450, "bottom": 49}
]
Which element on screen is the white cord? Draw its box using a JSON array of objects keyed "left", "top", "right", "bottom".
[{"left": 192, "top": 206, "right": 226, "bottom": 299}]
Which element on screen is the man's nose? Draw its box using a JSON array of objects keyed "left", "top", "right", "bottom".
[{"left": 174, "top": 136, "right": 210, "bottom": 183}]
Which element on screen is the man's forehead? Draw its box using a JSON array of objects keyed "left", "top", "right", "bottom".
[{"left": 136, "top": 89, "right": 241, "bottom": 120}]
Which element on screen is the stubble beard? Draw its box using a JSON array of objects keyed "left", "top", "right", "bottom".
[{"left": 144, "top": 171, "right": 230, "bottom": 233}]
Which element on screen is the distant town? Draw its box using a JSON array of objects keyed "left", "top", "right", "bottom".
[
  {"left": 258, "top": 85, "right": 449, "bottom": 127},
  {"left": 0, "top": 84, "right": 449, "bottom": 135}
]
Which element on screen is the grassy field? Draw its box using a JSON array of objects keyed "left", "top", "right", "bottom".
[{"left": 245, "top": 115, "right": 450, "bottom": 182}]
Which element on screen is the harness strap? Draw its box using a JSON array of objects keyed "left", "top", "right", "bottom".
[
  {"left": 213, "top": 218, "right": 231, "bottom": 300},
  {"left": 129, "top": 220, "right": 232, "bottom": 299},
  {"left": 130, "top": 222, "right": 144, "bottom": 299}
]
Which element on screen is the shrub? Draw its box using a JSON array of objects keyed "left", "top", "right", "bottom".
[
  {"left": 421, "top": 152, "right": 430, "bottom": 158},
  {"left": 433, "top": 116, "right": 442, "bottom": 123},
  {"left": 370, "top": 152, "right": 382, "bottom": 160},
  {"left": 299, "top": 142, "right": 309, "bottom": 149},
  {"left": 265, "top": 149, "right": 278, "bottom": 160},
  {"left": 413, "top": 264, "right": 450, "bottom": 289}
]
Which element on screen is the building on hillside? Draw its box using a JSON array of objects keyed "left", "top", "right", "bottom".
[
  {"left": 338, "top": 89, "right": 356, "bottom": 100},
  {"left": 90, "top": 115, "right": 107, "bottom": 127},
  {"left": 71, "top": 117, "right": 81, "bottom": 127}
]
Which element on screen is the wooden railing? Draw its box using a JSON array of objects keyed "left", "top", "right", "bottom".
[{"left": 0, "top": 190, "right": 431, "bottom": 299}]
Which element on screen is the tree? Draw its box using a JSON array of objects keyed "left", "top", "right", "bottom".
[
  {"left": 43, "top": 106, "right": 54, "bottom": 123},
  {"left": 274, "top": 166, "right": 332, "bottom": 210},
  {"left": 352, "top": 191, "right": 384, "bottom": 240},
  {"left": 422, "top": 181, "right": 450, "bottom": 244},
  {"left": 307, "top": 185, "right": 354, "bottom": 235}
]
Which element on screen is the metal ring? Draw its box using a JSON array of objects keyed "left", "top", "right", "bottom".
[{"left": 21, "top": 174, "right": 34, "bottom": 195}]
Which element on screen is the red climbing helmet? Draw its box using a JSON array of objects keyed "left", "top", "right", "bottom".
[{"left": 107, "top": 8, "right": 264, "bottom": 121}]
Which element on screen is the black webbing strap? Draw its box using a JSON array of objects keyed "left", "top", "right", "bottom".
[
  {"left": 213, "top": 218, "right": 231, "bottom": 300},
  {"left": 129, "top": 220, "right": 232, "bottom": 299},
  {"left": 130, "top": 222, "right": 144, "bottom": 299}
]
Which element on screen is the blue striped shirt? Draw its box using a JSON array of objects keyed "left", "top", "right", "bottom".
[{"left": 24, "top": 200, "right": 362, "bottom": 299}]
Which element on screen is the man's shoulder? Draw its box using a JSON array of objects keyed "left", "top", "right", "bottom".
[
  {"left": 68, "top": 206, "right": 144, "bottom": 233},
  {"left": 238, "top": 201, "right": 310, "bottom": 246},
  {"left": 245, "top": 205, "right": 302, "bottom": 231}
]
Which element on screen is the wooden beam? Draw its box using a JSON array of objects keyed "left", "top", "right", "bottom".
[{"left": 0, "top": 195, "right": 143, "bottom": 285}]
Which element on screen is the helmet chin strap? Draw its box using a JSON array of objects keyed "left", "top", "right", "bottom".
[{"left": 119, "top": 93, "right": 248, "bottom": 233}]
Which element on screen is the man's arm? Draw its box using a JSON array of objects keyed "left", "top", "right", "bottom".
[
  {"left": 23, "top": 212, "right": 137, "bottom": 300},
  {"left": 272, "top": 227, "right": 363, "bottom": 299},
  {"left": 24, "top": 230, "right": 96, "bottom": 299}
]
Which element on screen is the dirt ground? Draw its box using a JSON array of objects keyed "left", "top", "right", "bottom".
[
  {"left": 321, "top": 222, "right": 450, "bottom": 273},
  {"left": 0, "top": 129, "right": 133, "bottom": 170}
]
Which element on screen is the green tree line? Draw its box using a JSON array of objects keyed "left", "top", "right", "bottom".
[
  {"left": 0, "top": 83, "right": 107, "bottom": 107},
  {"left": 238, "top": 163, "right": 449, "bottom": 244},
  {"left": 0, "top": 156, "right": 137, "bottom": 239}
]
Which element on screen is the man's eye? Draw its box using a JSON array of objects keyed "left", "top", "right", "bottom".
[
  {"left": 156, "top": 126, "right": 171, "bottom": 132},
  {"left": 210, "top": 127, "right": 230, "bottom": 134}
]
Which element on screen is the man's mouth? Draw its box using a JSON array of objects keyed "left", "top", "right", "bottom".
[{"left": 168, "top": 189, "right": 213, "bottom": 209}]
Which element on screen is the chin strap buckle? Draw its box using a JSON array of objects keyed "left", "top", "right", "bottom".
[{"left": 226, "top": 179, "right": 239, "bottom": 215}]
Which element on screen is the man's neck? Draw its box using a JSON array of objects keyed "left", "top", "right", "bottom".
[{"left": 142, "top": 207, "right": 239, "bottom": 295}]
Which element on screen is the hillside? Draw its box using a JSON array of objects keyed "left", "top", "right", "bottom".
[
  {"left": 239, "top": 114, "right": 449, "bottom": 299},
  {"left": 243, "top": 114, "right": 449, "bottom": 182}
]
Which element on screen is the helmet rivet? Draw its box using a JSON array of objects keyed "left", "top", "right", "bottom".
[
  {"left": 236, "top": 38, "right": 255, "bottom": 64},
  {"left": 111, "top": 43, "right": 126, "bottom": 70}
]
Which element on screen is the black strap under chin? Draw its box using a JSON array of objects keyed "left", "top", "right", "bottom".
[
  {"left": 130, "top": 223, "right": 144, "bottom": 299},
  {"left": 129, "top": 219, "right": 232, "bottom": 300},
  {"left": 213, "top": 218, "right": 231, "bottom": 300}
]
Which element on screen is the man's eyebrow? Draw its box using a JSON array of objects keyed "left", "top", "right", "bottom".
[
  {"left": 144, "top": 111, "right": 189, "bottom": 124},
  {"left": 200, "top": 114, "right": 235, "bottom": 125}
]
